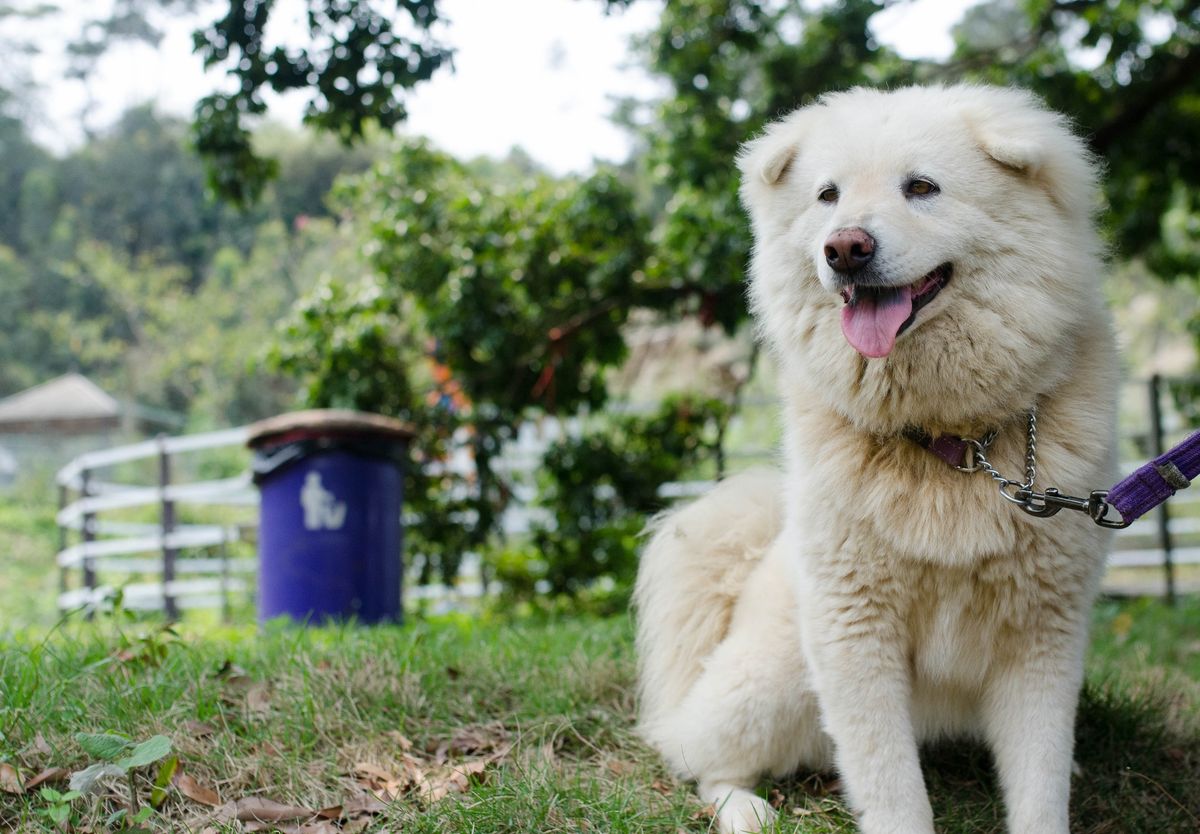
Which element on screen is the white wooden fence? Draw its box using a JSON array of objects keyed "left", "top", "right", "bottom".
[{"left": 55, "top": 429, "right": 257, "bottom": 617}]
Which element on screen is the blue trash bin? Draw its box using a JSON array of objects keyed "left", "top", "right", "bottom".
[{"left": 247, "top": 410, "right": 415, "bottom": 625}]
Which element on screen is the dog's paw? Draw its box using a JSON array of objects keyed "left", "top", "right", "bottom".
[{"left": 704, "top": 784, "right": 776, "bottom": 834}]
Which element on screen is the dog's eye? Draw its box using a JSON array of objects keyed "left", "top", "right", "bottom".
[
  {"left": 817, "top": 186, "right": 839, "bottom": 204},
  {"left": 905, "top": 178, "right": 939, "bottom": 197}
]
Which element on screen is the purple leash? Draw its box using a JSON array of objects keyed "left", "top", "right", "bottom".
[
  {"left": 909, "top": 415, "right": 1200, "bottom": 528},
  {"left": 1107, "top": 431, "right": 1200, "bottom": 523}
]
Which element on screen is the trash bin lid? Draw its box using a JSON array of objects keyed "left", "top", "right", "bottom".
[{"left": 246, "top": 409, "right": 416, "bottom": 449}]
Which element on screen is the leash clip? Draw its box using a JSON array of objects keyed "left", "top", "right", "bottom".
[{"left": 1013, "top": 487, "right": 1131, "bottom": 529}]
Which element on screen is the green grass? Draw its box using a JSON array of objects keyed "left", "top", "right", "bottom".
[
  {"left": 1, "top": 601, "right": 1198, "bottom": 833},
  {"left": 0, "top": 495, "right": 60, "bottom": 630}
]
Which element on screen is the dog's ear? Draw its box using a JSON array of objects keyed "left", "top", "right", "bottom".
[
  {"left": 750, "top": 139, "right": 797, "bottom": 186},
  {"left": 966, "top": 87, "right": 1101, "bottom": 217},
  {"left": 973, "top": 133, "right": 1043, "bottom": 174},
  {"left": 737, "top": 119, "right": 803, "bottom": 186}
]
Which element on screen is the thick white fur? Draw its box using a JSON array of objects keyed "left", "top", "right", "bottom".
[{"left": 635, "top": 85, "right": 1119, "bottom": 834}]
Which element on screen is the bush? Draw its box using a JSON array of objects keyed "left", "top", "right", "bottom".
[{"left": 511, "top": 395, "right": 730, "bottom": 599}]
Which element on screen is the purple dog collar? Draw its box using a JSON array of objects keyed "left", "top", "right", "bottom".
[{"left": 903, "top": 429, "right": 977, "bottom": 469}]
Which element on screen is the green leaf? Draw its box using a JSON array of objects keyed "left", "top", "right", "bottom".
[
  {"left": 115, "top": 735, "right": 172, "bottom": 770},
  {"left": 74, "top": 732, "right": 130, "bottom": 761},
  {"left": 150, "top": 755, "right": 177, "bottom": 808}
]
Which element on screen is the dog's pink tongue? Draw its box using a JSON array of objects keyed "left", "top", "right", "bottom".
[{"left": 840, "top": 287, "right": 914, "bottom": 358}]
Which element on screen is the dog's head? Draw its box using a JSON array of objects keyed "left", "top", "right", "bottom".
[{"left": 739, "top": 84, "right": 1109, "bottom": 434}]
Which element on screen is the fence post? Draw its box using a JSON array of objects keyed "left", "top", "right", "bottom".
[
  {"left": 220, "top": 530, "right": 231, "bottom": 624},
  {"left": 159, "top": 436, "right": 179, "bottom": 621},
  {"left": 57, "top": 481, "right": 69, "bottom": 597},
  {"left": 1148, "top": 374, "right": 1176, "bottom": 606},
  {"left": 81, "top": 466, "right": 96, "bottom": 619}
]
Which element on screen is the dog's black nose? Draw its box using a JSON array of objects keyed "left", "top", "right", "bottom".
[{"left": 824, "top": 227, "right": 876, "bottom": 273}]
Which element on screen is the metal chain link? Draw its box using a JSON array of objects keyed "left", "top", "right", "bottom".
[
  {"left": 953, "top": 405, "right": 1130, "bottom": 527},
  {"left": 966, "top": 407, "right": 1038, "bottom": 504}
]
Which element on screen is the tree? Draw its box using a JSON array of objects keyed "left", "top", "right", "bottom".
[
  {"left": 52, "top": 107, "right": 235, "bottom": 285},
  {"left": 0, "top": 90, "right": 50, "bottom": 254},
  {"left": 191, "top": 0, "right": 451, "bottom": 204},
  {"left": 271, "top": 142, "right": 655, "bottom": 582}
]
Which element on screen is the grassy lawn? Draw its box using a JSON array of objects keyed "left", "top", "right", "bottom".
[
  {"left": 0, "top": 599, "right": 1197, "bottom": 833},
  {"left": 0, "top": 496, "right": 61, "bottom": 631}
]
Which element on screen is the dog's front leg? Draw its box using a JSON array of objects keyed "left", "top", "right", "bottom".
[
  {"left": 981, "top": 626, "right": 1086, "bottom": 834},
  {"left": 805, "top": 590, "right": 935, "bottom": 834}
]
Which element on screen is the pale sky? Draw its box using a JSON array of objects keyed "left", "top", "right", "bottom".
[{"left": 7, "top": 0, "right": 975, "bottom": 174}]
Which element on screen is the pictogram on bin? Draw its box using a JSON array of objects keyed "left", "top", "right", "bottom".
[{"left": 246, "top": 409, "right": 415, "bottom": 625}]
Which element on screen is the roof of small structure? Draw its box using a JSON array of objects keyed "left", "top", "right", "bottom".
[{"left": 0, "top": 373, "right": 121, "bottom": 432}]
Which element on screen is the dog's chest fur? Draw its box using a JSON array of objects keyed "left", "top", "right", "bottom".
[{"left": 784, "top": 393, "right": 1112, "bottom": 695}]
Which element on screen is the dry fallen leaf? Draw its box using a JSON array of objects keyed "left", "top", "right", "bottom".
[
  {"left": 353, "top": 762, "right": 407, "bottom": 800},
  {"left": 650, "top": 779, "right": 673, "bottom": 796},
  {"left": 433, "top": 722, "right": 509, "bottom": 762},
  {"left": 215, "top": 797, "right": 317, "bottom": 824},
  {"left": 246, "top": 684, "right": 272, "bottom": 716},
  {"left": 605, "top": 759, "right": 637, "bottom": 776},
  {"left": 214, "top": 661, "right": 254, "bottom": 703},
  {"left": 253, "top": 740, "right": 284, "bottom": 758},
  {"left": 31, "top": 733, "right": 52, "bottom": 757},
  {"left": 689, "top": 804, "right": 715, "bottom": 821},
  {"left": 184, "top": 720, "right": 217, "bottom": 739},
  {"left": 386, "top": 730, "right": 413, "bottom": 751},
  {"left": 768, "top": 788, "right": 786, "bottom": 809},
  {"left": 316, "top": 792, "right": 388, "bottom": 824},
  {"left": 420, "top": 758, "right": 491, "bottom": 803},
  {"left": 0, "top": 763, "right": 23, "bottom": 795},
  {"left": 175, "top": 773, "right": 222, "bottom": 807},
  {"left": 24, "top": 768, "right": 70, "bottom": 791},
  {"left": 244, "top": 822, "right": 336, "bottom": 834},
  {"left": 316, "top": 805, "right": 342, "bottom": 820},
  {"left": 343, "top": 794, "right": 388, "bottom": 816}
]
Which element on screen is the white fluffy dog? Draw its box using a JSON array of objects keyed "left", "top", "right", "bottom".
[{"left": 635, "top": 85, "right": 1119, "bottom": 834}]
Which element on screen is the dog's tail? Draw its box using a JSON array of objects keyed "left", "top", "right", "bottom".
[{"left": 633, "top": 468, "right": 784, "bottom": 729}]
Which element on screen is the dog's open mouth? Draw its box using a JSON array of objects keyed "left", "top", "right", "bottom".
[{"left": 839, "top": 263, "right": 953, "bottom": 358}]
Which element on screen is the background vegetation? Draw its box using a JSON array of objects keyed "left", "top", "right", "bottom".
[{"left": 2, "top": 0, "right": 1199, "bottom": 602}]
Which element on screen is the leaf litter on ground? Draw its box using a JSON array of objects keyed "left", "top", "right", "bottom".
[
  {"left": 184, "top": 723, "right": 513, "bottom": 832},
  {"left": 0, "top": 763, "right": 23, "bottom": 795},
  {"left": 352, "top": 721, "right": 513, "bottom": 804}
]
